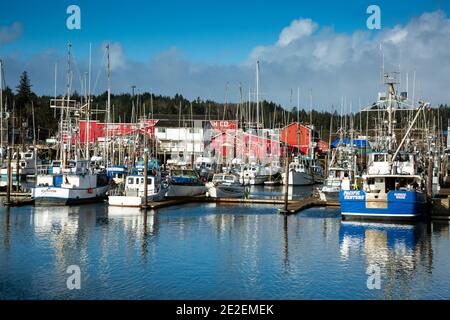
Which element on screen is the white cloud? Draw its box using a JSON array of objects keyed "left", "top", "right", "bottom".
[
  {"left": 0, "top": 22, "right": 23, "bottom": 44},
  {"left": 277, "top": 18, "right": 318, "bottom": 46},
  {"left": 4, "top": 11, "right": 450, "bottom": 111},
  {"left": 102, "top": 41, "right": 127, "bottom": 71}
]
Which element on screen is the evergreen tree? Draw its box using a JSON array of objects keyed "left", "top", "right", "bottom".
[{"left": 16, "top": 71, "right": 34, "bottom": 125}]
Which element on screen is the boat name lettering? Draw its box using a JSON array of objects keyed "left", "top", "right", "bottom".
[
  {"left": 394, "top": 193, "right": 407, "bottom": 200},
  {"left": 343, "top": 191, "right": 364, "bottom": 200}
]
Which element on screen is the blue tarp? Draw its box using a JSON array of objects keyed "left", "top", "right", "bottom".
[{"left": 331, "top": 139, "right": 370, "bottom": 148}]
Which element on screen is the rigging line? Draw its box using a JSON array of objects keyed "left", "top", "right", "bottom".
[
  {"left": 70, "top": 53, "right": 85, "bottom": 95},
  {"left": 92, "top": 49, "right": 108, "bottom": 96}
]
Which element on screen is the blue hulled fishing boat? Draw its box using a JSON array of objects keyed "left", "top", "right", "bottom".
[{"left": 340, "top": 72, "right": 429, "bottom": 221}]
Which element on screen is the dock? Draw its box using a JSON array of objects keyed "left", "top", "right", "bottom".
[
  {"left": 0, "top": 192, "right": 32, "bottom": 197},
  {"left": 2, "top": 197, "right": 35, "bottom": 207},
  {"left": 431, "top": 196, "right": 450, "bottom": 220},
  {"left": 279, "top": 198, "right": 340, "bottom": 214},
  {"left": 141, "top": 196, "right": 340, "bottom": 213}
]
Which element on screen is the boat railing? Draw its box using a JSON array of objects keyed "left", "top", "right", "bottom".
[{"left": 36, "top": 165, "right": 52, "bottom": 175}]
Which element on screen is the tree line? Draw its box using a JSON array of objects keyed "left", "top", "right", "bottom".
[{"left": 3, "top": 71, "right": 450, "bottom": 144}]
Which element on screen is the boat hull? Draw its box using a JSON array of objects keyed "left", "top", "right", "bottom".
[
  {"left": 283, "top": 171, "right": 314, "bottom": 186},
  {"left": 166, "top": 184, "right": 206, "bottom": 197},
  {"left": 340, "top": 190, "right": 427, "bottom": 221},
  {"left": 207, "top": 185, "right": 245, "bottom": 198},
  {"left": 240, "top": 175, "right": 268, "bottom": 186},
  {"left": 108, "top": 188, "right": 167, "bottom": 207},
  {"left": 319, "top": 190, "right": 340, "bottom": 202},
  {"left": 32, "top": 185, "right": 110, "bottom": 206}
]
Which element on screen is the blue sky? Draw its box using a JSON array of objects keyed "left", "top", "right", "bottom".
[
  {"left": 1, "top": 0, "right": 450, "bottom": 108},
  {"left": 2, "top": 0, "right": 449, "bottom": 63}
]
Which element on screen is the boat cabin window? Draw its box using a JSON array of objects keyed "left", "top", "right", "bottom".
[
  {"left": 128, "top": 177, "right": 134, "bottom": 185},
  {"left": 374, "top": 154, "right": 387, "bottom": 162},
  {"left": 325, "top": 180, "right": 341, "bottom": 187},
  {"left": 395, "top": 154, "right": 410, "bottom": 162},
  {"left": 68, "top": 161, "right": 76, "bottom": 168}
]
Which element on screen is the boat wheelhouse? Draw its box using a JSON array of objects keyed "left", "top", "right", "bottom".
[
  {"left": 108, "top": 174, "right": 167, "bottom": 207},
  {"left": 32, "top": 160, "right": 111, "bottom": 206},
  {"left": 206, "top": 173, "right": 245, "bottom": 198}
]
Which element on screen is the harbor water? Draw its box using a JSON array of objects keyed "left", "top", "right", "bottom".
[{"left": 1, "top": 186, "right": 450, "bottom": 299}]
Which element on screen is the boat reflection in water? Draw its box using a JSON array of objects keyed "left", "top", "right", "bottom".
[{"left": 339, "top": 220, "right": 433, "bottom": 298}]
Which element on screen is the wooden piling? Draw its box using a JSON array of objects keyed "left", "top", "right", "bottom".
[
  {"left": 143, "top": 152, "right": 149, "bottom": 209},
  {"left": 427, "top": 159, "right": 433, "bottom": 198},
  {"left": 15, "top": 147, "right": 20, "bottom": 192},
  {"left": 279, "top": 157, "right": 290, "bottom": 214},
  {"left": 5, "top": 147, "right": 11, "bottom": 205}
]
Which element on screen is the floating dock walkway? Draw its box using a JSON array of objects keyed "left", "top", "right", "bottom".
[{"left": 141, "top": 196, "right": 340, "bottom": 213}]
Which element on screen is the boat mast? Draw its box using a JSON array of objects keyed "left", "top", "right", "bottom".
[
  {"left": 255, "top": 59, "right": 260, "bottom": 164},
  {"left": 61, "top": 43, "right": 72, "bottom": 166},
  {"left": 0, "top": 59, "right": 3, "bottom": 163},
  {"left": 85, "top": 43, "right": 92, "bottom": 161},
  {"left": 105, "top": 44, "right": 111, "bottom": 166},
  {"left": 297, "top": 87, "right": 300, "bottom": 158},
  {"left": 309, "top": 89, "right": 313, "bottom": 159}
]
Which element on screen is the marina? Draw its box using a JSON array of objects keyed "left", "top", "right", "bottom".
[
  {"left": 2, "top": 202, "right": 450, "bottom": 299},
  {"left": 3, "top": 0, "right": 450, "bottom": 304}
]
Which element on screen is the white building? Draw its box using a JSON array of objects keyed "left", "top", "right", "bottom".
[{"left": 154, "top": 119, "right": 212, "bottom": 164}]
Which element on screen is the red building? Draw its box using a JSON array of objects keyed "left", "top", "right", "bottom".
[
  {"left": 77, "top": 120, "right": 158, "bottom": 143},
  {"left": 280, "top": 123, "right": 328, "bottom": 155}
]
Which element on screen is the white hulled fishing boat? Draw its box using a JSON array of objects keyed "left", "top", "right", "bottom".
[
  {"left": 108, "top": 174, "right": 167, "bottom": 207},
  {"left": 282, "top": 157, "right": 314, "bottom": 186},
  {"left": 32, "top": 160, "right": 111, "bottom": 206},
  {"left": 206, "top": 173, "right": 245, "bottom": 198}
]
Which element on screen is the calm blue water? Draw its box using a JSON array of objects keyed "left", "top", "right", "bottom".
[{"left": 0, "top": 198, "right": 449, "bottom": 299}]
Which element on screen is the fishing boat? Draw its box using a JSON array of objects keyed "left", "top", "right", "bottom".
[
  {"left": 340, "top": 72, "right": 428, "bottom": 221},
  {"left": 319, "top": 134, "right": 356, "bottom": 201},
  {"left": 195, "top": 156, "right": 216, "bottom": 180},
  {"left": 320, "top": 168, "right": 352, "bottom": 202},
  {"left": 282, "top": 157, "right": 314, "bottom": 186},
  {"left": 0, "top": 149, "right": 40, "bottom": 181},
  {"left": 206, "top": 173, "right": 245, "bottom": 198},
  {"left": 108, "top": 174, "right": 167, "bottom": 207},
  {"left": 32, "top": 160, "right": 111, "bottom": 206},
  {"left": 239, "top": 163, "right": 269, "bottom": 185},
  {"left": 166, "top": 169, "right": 206, "bottom": 197},
  {"left": 106, "top": 165, "right": 128, "bottom": 185}
]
